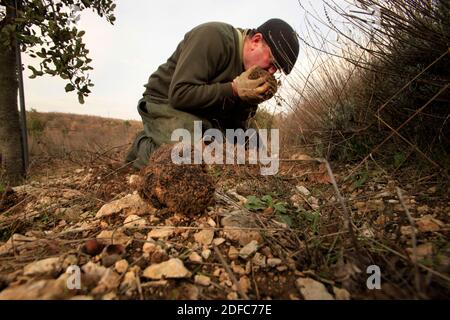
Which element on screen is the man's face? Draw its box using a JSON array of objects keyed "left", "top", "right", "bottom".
[{"left": 243, "top": 33, "right": 278, "bottom": 75}]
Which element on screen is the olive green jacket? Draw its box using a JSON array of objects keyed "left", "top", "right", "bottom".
[{"left": 142, "top": 21, "right": 257, "bottom": 131}]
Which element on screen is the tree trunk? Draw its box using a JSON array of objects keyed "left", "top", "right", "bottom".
[{"left": 0, "top": 5, "right": 24, "bottom": 186}]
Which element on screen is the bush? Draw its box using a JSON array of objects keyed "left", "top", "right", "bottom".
[
  {"left": 27, "top": 110, "right": 46, "bottom": 137},
  {"left": 252, "top": 108, "right": 278, "bottom": 130},
  {"left": 283, "top": 0, "right": 450, "bottom": 168}
]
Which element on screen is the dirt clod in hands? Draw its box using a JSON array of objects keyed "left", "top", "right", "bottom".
[
  {"left": 248, "top": 66, "right": 278, "bottom": 101},
  {"left": 138, "top": 144, "right": 215, "bottom": 216}
]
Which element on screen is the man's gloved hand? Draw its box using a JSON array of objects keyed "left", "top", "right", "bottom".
[{"left": 232, "top": 66, "right": 277, "bottom": 104}]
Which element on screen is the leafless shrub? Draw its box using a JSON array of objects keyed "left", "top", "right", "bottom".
[{"left": 282, "top": 0, "right": 449, "bottom": 168}]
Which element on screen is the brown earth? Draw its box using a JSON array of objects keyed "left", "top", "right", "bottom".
[
  {"left": 248, "top": 66, "right": 278, "bottom": 101},
  {"left": 138, "top": 144, "right": 215, "bottom": 216},
  {"left": 0, "top": 113, "right": 448, "bottom": 300}
]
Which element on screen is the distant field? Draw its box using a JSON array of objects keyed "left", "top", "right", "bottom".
[{"left": 26, "top": 110, "right": 142, "bottom": 159}]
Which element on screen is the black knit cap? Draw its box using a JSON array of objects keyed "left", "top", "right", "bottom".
[{"left": 256, "top": 18, "right": 299, "bottom": 74}]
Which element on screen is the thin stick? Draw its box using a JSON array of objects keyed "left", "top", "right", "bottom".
[
  {"left": 250, "top": 261, "right": 260, "bottom": 300},
  {"left": 322, "top": 159, "right": 360, "bottom": 252},
  {"left": 396, "top": 187, "right": 421, "bottom": 294},
  {"left": 213, "top": 245, "right": 249, "bottom": 300},
  {"left": 98, "top": 161, "right": 133, "bottom": 181},
  {"left": 0, "top": 196, "right": 30, "bottom": 216},
  {"left": 135, "top": 270, "right": 144, "bottom": 300},
  {"left": 375, "top": 115, "right": 442, "bottom": 169},
  {"left": 376, "top": 50, "right": 449, "bottom": 114}
]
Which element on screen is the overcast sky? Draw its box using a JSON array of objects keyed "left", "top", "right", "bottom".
[{"left": 22, "top": 0, "right": 353, "bottom": 120}]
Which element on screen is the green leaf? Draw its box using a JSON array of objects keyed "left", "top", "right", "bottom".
[
  {"left": 73, "top": 58, "right": 82, "bottom": 68},
  {"left": 4, "top": 0, "right": 116, "bottom": 105},
  {"left": 261, "top": 195, "right": 273, "bottom": 204},
  {"left": 28, "top": 65, "right": 37, "bottom": 72},
  {"left": 244, "top": 196, "right": 266, "bottom": 211},
  {"left": 303, "top": 211, "right": 320, "bottom": 233},
  {"left": 78, "top": 93, "right": 85, "bottom": 104},
  {"left": 273, "top": 202, "right": 287, "bottom": 214},
  {"left": 65, "top": 83, "right": 75, "bottom": 92},
  {"left": 276, "top": 214, "right": 293, "bottom": 227}
]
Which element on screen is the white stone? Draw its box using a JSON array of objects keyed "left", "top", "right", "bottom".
[
  {"left": 24, "top": 257, "right": 61, "bottom": 276},
  {"left": 194, "top": 229, "right": 214, "bottom": 246},
  {"left": 0, "top": 274, "right": 72, "bottom": 300},
  {"left": 0, "top": 234, "right": 36, "bottom": 255},
  {"left": 201, "top": 249, "right": 212, "bottom": 260},
  {"left": 221, "top": 212, "right": 262, "bottom": 246},
  {"left": 147, "top": 228, "right": 174, "bottom": 239},
  {"left": 96, "top": 230, "right": 131, "bottom": 247},
  {"left": 207, "top": 218, "right": 216, "bottom": 227},
  {"left": 120, "top": 270, "right": 138, "bottom": 293},
  {"left": 142, "top": 242, "right": 158, "bottom": 254},
  {"left": 82, "top": 262, "right": 107, "bottom": 282},
  {"left": 188, "top": 252, "right": 202, "bottom": 263},
  {"left": 296, "top": 278, "right": 334, "bottom": 300},
  {"left": 194, "top": 275, "right": 211, "bottom": 286},
  {"left": 333, "top": 287, "right": 351, "bottom": 300},
  {"left": 239, "top": 240, "right": 259, "bottom": 260},
  {"left": 70, "top": 295, "right": 94, "bottom": 300},
  {"left": 238, "top": 276, "right": 251, "bottom": 294},
  {"left": 95, "top": 194, "right": 151, "bottom": 218},
  {"left": 212, "top": 238, "right": 226, "bottom": 246},
  {"left": 128, "top": 175, "right": 141, "bottom": 186},
  {"left": 143, "top": 258, "right": 191, "bottom": 280},
  {"left": 227, "top": 292, "right": 239, "bottom": 300},
  {"left": 102, "top": 292, "right": 117, "bottom": 300},
  {"left": 309, "top": 196, "right": 320, "bottom": 210},
  {"left": 114, "top": 259, "right": 129, "bottom": 274},
  {"left": 296, "top": 185, "right": 311, "bottom": 196},
  {"left": 122, "top": 215, "right": 147, "bottom": 229},
  {"left": 290, "top": 194, "right": 302, "bottom": 207},
  {"left": 92, "top": 269, "right": 121, "bottom": 295}
]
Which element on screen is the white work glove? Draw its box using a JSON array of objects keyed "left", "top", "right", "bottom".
[{"left": 232, "top": 66, "right": 271, "bottom": 104}]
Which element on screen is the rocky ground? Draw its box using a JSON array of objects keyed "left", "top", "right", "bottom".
[{"left": 0, "top": 152, "right": 448, "bottom": 300}]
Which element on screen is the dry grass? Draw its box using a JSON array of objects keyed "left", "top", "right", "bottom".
[
  {"left": 251, "top": 0, "right": 450, "bottom": 299},
  {"left": 26, "top": 110, "right": 142, "bottom": 166}
]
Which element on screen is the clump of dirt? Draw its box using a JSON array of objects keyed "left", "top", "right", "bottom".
[
  {"left": 248, "top": 66, "right": 278, "bottom": 100},
  {"left": 138, "top": 144, "right": 215, "bottom": 216}
]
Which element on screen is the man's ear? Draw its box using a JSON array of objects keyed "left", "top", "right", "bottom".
[
  {"left": 249, "top": 33, "right": 264, "bottom": 50},
  {"left": 251, "top": 33, "right": 264, "bottom": 43}
]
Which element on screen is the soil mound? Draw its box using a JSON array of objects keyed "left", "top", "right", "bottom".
[{"left": 138, "top": 144, "right": 215, "bottom": 216}]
